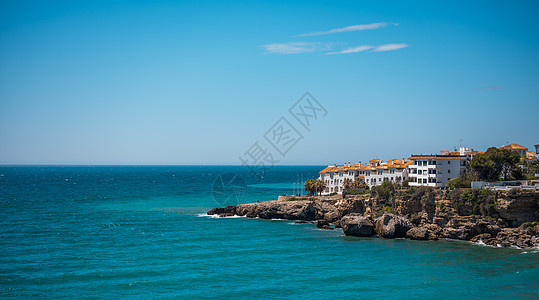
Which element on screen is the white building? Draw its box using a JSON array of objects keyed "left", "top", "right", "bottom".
[
  {"left": 319, "top": 162, "right": 362, "bottom": 195},
  {"left": 318, "top": 159, "right": 413, "bottom": 195},
  {"left": 408, "top": 147, "right": 473, "bottom": 187},
  {"left": 364, "top": 159, "right": 413, "bottom": 188}
]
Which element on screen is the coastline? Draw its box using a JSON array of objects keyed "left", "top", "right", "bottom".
[{"left": 208, "top": 190, "right": 539, "bottom": 249}]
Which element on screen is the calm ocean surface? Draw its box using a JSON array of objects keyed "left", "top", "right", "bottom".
[{"left": 0, "top": 166, "right": 537, "bottom": 299}]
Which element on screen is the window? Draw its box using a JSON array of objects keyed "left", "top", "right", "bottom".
[
  {"left": 448, "top": 161, "right": 450, "bottom": 164},
  {"left": 448, "top": 170, "right": 451, "bottom": 173}
]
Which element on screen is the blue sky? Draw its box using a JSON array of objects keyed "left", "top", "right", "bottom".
[{"left": 1, "top": 0, "right": 538, "bottom": 165}]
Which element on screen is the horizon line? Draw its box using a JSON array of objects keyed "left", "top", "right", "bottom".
[{"left": 0, "top": 164, "right": 327, "bottom": 167}]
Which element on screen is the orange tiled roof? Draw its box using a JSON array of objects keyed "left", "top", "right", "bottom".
[
  {"left": 360, "top": 165, "right": 376, "bottom": 171},
  {"left": 526, "top": 152, "right": 536, "bottom": 160},
  {"left": 403, "top": 160, "right": 414, "bottom": 166},
  {"left": 369, "top": 159, "right": 381, "bottom": 163},
  {"left": 500, "top": 144, "right": 527, "bottom": 150},
  {"left": 409, "top": 155, "right": 463, "bottom": 160},
  {"left": 319, "top": 166, "right": 335, "bottom": 173}
]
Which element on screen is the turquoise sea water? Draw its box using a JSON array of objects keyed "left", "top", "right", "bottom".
[{"left": 0, "top": 166, "right": 537, "bottom": 299}]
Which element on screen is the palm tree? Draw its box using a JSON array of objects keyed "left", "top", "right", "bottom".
[
  {"left": 304, "top": 179, "right": 326, "bottom": 196},
  {"left": 343, "top": 178, "right": 353, "bottom": 189}
]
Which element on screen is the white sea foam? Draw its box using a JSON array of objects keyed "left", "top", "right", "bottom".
[
  {"left": 196, "top": 213, "right": 245, "bottom": 219},
  {"left": 225, "top": 215, "right": 246, "bottom": 218},
  {"left": 197, "top": 213, "right": 219, "bottom": 218}
]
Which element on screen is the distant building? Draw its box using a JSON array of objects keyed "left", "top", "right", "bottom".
[
  {"left": 407, "top": 147, "right": 473, "bottom": 187},
  {"left": 500, "top": 143, "right": 528, "bottom": 158},
  {"left": 363, "top": 159, "right": 413, "bottom": 188},
  {"left": 318, "top": 158, "right": 413, "bottom": 195},
  {"left": 319, "top": 162, "right": 362, "bottom": 195}
]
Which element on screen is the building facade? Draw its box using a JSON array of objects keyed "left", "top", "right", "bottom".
[
  {"left": 500, "top": 143, "right": 528, "bottom": 158},
  {"left": 318, "top": 159, "right": 413, "bottom": 195},
  {"left": 407, "top": 147, "right": 473, "bottom": 187}
]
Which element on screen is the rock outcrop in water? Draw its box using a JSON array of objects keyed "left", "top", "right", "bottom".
[
  {"left": 374, "top": 214, "right": 413, "bottom": 238},
  {"left": 207, "top": 189, "right": 539, "bottom": 248},
  {"left": 340, "top": 214, "right": 374, "bottom": 237}
]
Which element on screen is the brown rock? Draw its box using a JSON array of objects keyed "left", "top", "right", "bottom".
[
  {"left": 375, "top": 213, "right": 413, "bottom": 238},
  {"left": 341, "top": 215, "right": 375, "bottom": 237},
  {"left": 406, "top": 227, "right": 430, "bottom": 240}
]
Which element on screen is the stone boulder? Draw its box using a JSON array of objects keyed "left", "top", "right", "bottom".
[
  {"left": 442, "top": 216, "right": 502, "bottom": 241},
  {"left": 340, "top": 215, "right": 375, "bottom": 237},
  {"left": 470, "top": 233, "right": 494, "bottom": 244},
  {"left": 406, "top": 227, "right": 430, "bottom": 240},
  {"left": 207, "top": 205, "right": 237, "bottom": 216},
  {"left": 316, "top": 219, "right": 332, "bottom": 230},
  {"left": 375, "top": 213, "right": 413, "bottom": 238}
]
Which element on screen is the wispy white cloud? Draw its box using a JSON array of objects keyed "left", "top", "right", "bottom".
[
  {"left": 326, "top": 45, "right": 373, "bottom": 55},
  {"left": 262, "top": 42, "right": 330, "bottom": 54},
  {"left": 325, "top": 43, "right": 408, "bottom": 55},
  {"left": 371, "top": 43, "right": 409, "bottom": 52},
  {"left": 298, "top": 22, "right": 397, "bottom": 37}
]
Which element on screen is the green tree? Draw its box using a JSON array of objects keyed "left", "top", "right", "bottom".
[
  {"left": 304, "top": 179, "right": 326, "bottom": 196},
  {"left": 471, "top": 147, "right": 524, "bottom": 181},
  {"left": 370, "top": 181, "right": 396, "bottom": 200},
  {"left": 446, "top": 170, "right": 478, "bottom": 189},
  {"left": 352, "top": 179, "right": 370, "bottom": 190},
  {"left": 343, "top": 178, "right": 369, "bottom": 190},
  {"left": 522, "top": 160, "right": 539, "bottom": 178}
]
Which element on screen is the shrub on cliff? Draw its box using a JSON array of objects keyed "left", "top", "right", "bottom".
[
  {"left": 450, "top": 188, "right": 497, "bottom": 216},
  {"left": 370, "top": 181, "right": 397, "bottom": 201},
  {"left": 446, "top": 170, "right": 478, "bottom": 189},
  {"left": 507, "top": 188, "right": 521, "bottom": 198},
  {"left": 399, "top": 186, "right": 436, "bottom": 206},
  {"left": 343, "top": 188, "right": 368, "bottom": 196}
]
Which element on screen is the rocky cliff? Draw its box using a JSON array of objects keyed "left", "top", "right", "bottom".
[{"left": 207, "top": 189, "right": 539, "bottom": 248}]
